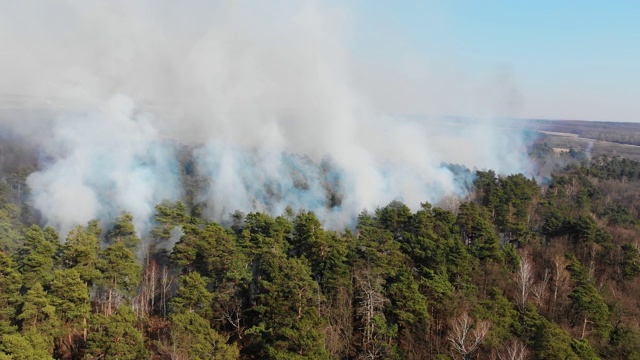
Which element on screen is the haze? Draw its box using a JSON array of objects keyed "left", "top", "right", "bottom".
[{"left": 3, "top": 0, "right": 625, "bottom": 234}]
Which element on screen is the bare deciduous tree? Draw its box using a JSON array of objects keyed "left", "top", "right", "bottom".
[
  {"left": 135, "top": 258, "right": 160, "bottom": 317},
  {"left": 160, "top": 265, "right": 175, "bottom": 318},
  {"left": 448, "top": 312, "right": 491, "bottom": 360},
  {"left": 438, "top": 194, "right": 462, "bottom": 215},
  {"left": 531, "top": 269, "right": 550, "bottom": 309},
  {"left": 552, "top": 254, "right": 570, "bottom": 316},
  {"left": 565, "top": 177, "right": 579, "bottom": 197},
  {"left": 354, "top": 267, "right": 388, "bottom": 360},
  {"left": 515, "top": 251, "right": 535, "bottom": 311},
  {"left": 495, "top": 339, "right": 529, "bottom": 360},
  {"left": 216, "top": 284, "right": 245, "bottom": 339},
  {"left": 323, "top": 286, "right": 353, "bottom": 360}
]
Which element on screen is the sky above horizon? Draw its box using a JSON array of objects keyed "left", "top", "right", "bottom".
[{"left": 348, "top": 0, "right": 639, "bottom": 122}]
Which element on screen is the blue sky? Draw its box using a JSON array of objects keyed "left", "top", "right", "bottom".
[{"left": 347, "top": 1, "right": 640, "bottom": 122}]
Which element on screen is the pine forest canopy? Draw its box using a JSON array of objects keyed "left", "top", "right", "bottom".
[{"left": 0, "top": 139, "right": 640, "bottom": 358}]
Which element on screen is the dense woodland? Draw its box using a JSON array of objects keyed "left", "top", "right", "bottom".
[{"left": 1, "top": 144, "right": 640, "bottom": 359}]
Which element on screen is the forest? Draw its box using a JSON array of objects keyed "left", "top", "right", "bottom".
[{"left": 1, "top": 144, "right": 640, "bottom": 360}]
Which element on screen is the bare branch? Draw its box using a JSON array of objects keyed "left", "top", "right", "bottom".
[
  {"left": 448, "top": 312, "right": 491, "bottom": 359},
  {"left": 515, "top": 251, "right": 535, "bottom": 311},
  {"left": 496, "top": 339, "right": 529, "bottom": 360}
]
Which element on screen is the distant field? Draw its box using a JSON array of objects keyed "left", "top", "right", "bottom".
[
  {"left": 538, "top": 130, "right": 579, "bottom": 138},
  {"left": 523, "top": 119, "right": 640, "bottom": 160}
]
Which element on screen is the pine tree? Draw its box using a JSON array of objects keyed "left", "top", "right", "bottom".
[
  {"left": 170, "top": 271, "right": 213, "bottom": 317},
  {"left": 151, "top": 200, "right": 190, "bottom": 250},
  {"left": 387, "top": 266, "right": 430, "bottom": 357},
  {"left": 15, "top": 225, "right": 57, "bottom": 288},
  {"left": 62, "top": 224, "right": 102, "bottom": 287},
  {"left": 84, "top": 306, "right": 148, "bottom": 360},
  {"left": 107, "top": 213, "right": 141, "bottom": 250},
  {"left": 169, "top": 311, "right": 239, "bottom": 360},
  {"left": 566, "top": 256, "right": 611, "bottom": 339},
  {"left": 97, "top": 241, "right": 142, "bottom": 316},
  {"left": 17, "top": 282, "right": 60, "bottom": 354},
  {"left": 0, "top": 202, "right": 24, "bottom": 253},
  {"left": 48, "top": 269, "right": 91, "bottom": 357},
  {"left": 620, "top": 243, "right": 640, "bottom": 280},
  {"left": 456, "top": 202, "right": 503, "bottom": 263},
  {"left": 247, "top": 254, "right": 328, "bottom": 359},
  {"left": 0, "top": 251, "right": 21, "bottom": 336},
  {"left": 0, "top": 331, "right": 54, "bottom": 360},
  {"left": 522, "top": 306, "right": 580, "bottom": 360}
]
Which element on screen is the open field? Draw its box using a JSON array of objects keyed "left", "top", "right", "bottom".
[
  {"left": 538, "top": 130, "right": 580, "bottom": 138},
  {"left": 522, "top": 119, "right": 640, "bottom": 160}
]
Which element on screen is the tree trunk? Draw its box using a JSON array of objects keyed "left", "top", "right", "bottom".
[{"left": 107, "top": 286, "right": 113, "bottom": 316}]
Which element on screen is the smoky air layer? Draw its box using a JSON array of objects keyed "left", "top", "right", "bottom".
[{"left": 0, "top": 1, "right": 531, "bottom": 236}]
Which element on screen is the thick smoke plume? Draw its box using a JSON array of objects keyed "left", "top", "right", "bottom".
[
  {"left": 26, "top": 96, "right": 180, "bottom": 235},
  {"left": 0, "top": 1, "right": 531, "bottom": 235}
]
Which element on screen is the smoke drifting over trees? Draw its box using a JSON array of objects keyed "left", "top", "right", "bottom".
[{"left": 0, "top": 1, "right": 530, "bottom": 235}]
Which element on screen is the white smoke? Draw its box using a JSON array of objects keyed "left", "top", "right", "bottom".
[
  {"left": 0, "top": 1, "right": 531, "bottom": 235},
  {"left": 26, "top": 95, "right": 181, "bottom": 236}
]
